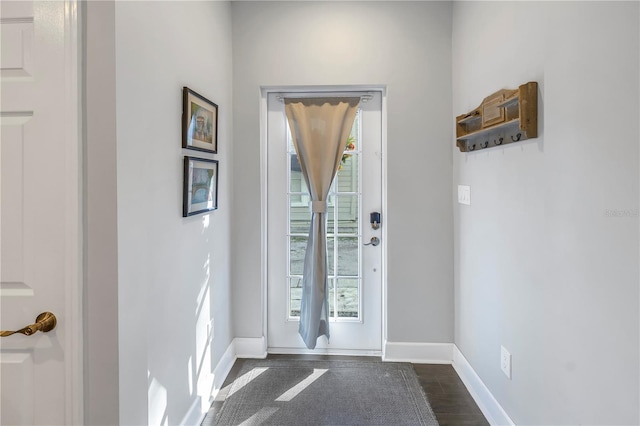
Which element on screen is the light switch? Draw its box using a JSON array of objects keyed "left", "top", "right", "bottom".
[{"left": 458, "top": 185, "right": 471, "bottom": 205}]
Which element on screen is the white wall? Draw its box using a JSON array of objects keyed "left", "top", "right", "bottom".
[
  {"left": 231, "top": 1, "right": 454, "bottom": 345},
  {"left": 113, "top": 2, "right": 233, "bottom": 424},
  {"left": 452, "top": 2, "right": 639, "bottom": 424}
]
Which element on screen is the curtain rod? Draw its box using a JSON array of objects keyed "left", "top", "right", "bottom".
[{"left": 275, "top": 92, "right": 375, "bottom": 103}]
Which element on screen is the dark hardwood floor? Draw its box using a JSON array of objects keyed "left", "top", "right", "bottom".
[{"left": 202, "top": 354, "right": 489, "bottom": 425}]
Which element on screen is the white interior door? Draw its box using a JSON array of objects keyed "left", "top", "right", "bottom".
[
  {"left": 267, "top": 90, "right": 383, "bottom": 354},
  {"left": 1, "top": 1, "right": 81, "bottom": 424}
]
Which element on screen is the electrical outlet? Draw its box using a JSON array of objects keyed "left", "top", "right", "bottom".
[
  {"left": 501, "top": 346, "right": 511, "bottom": 379},
  {"left": 458, "top": 185, "right": 471, "bottom": 205}
]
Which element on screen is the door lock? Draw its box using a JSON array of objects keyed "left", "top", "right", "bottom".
[{"left": 370, "top": 212, "right": 381, "bottom": 230}]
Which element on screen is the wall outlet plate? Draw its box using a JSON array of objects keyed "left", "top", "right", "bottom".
[
  {"left": 458, "top": 185, "right": 471, "bottom": 205},
  {"left": 501, "top": 345, "right": 511, "bottom": 379}
]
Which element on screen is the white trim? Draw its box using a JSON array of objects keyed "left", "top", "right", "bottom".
[
  {"left": 213, "top": 342, "right": 238, "bottom": 399},
  {"left": 452, "top": 346, "right": 515, "bottom": 426},
  {"left": 182, "top": 337, "right": 269, "bottom": 425},
  {"left": 64, "top": 1, "right": 83, "bottom": 424},
  {"left": 259, "top": 91, "right": 269, "bottom": 346},
  {"left": 380, "top": 90, "right": 388, "bottom": 359},
  {"left": 181, "top": 397, "right": 205, "bottom": 426},
  {"left": 181, "top": 342, "right": 237, "bottom": 426},
  {"left": 268, "top": 347, "right": 382, "bottom": 357},
  {"left": 234, "top": 337, "right": 268, "bottom": 359},
  {"left": 262, "top": 85, "right": 388, "bottom": 97},
  {"left": 383, "top": 342, "right": 453, "bottom": 364},
  {"left": 275, "top": 92, "right": 375, "bottom": 103}
]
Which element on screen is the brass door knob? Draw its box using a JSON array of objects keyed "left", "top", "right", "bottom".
[{"left": 0, "top": 312, "right": 57, "bottom": 337}]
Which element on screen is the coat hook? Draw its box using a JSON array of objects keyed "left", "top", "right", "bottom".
[
  {"left": 511, "top": 133, "right": 522, "bottom": 142},
  {"left": 468, "top": 143, "right": 476, "bottom": 151},
  {"left": 495, "top": 137, "right": 503, "bottom": 145},
  {"left": 481, "top": 141, "right": 489, "bottom": 148}
]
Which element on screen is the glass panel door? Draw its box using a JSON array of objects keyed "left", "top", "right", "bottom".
[{"left": 267, "top": 90, "right": 383, "bottom": 353}]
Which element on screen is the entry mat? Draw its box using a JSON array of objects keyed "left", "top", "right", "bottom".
[{"left": 213, "top": 359, "right": 439, "bottom": 425}]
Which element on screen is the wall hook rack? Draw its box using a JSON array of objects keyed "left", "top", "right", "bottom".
[{"left": 455, "top": 82, "right": 538, "bottom": 152}]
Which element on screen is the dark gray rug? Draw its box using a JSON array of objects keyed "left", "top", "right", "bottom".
[{"left": 213, "top": 359, "right": 439, "bottom": 426}]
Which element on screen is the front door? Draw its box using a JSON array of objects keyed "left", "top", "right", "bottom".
[
  {"left": 1, "top": 1, "right": 82, "bottom": 424},
  {"left": 266, "top": 90, "right": 383, "bottom": 354}
]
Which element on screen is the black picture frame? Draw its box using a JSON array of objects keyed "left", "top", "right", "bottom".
[
  {"left": 182, "top": 87, "right": 218, "bottom": 153},
  {"left": 183, "top": 156, "right": 219, "bottom": 217}
]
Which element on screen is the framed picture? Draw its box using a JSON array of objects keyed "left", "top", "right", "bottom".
[
  {"left": 183, "top": 156, "right": 219, "bottom": 217},
  {"left": 182, "top": 87, "right": 218, "bottom": 153}
]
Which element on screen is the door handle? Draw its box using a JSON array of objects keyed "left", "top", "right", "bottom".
[
  {"left": 0, "top": 312, "right": 57, "bottom": 337},
  {"left": 363, "top": 237, "right": 380, "bottom": 247}
]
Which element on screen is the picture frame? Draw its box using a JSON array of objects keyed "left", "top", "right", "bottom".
[
  {"left": 183, "top": 156, "right": 219, "bottom": 217},
  {"left": 182, "top": 87, "right": 218, "bottom": 153}
]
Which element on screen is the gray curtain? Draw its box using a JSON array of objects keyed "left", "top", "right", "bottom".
[{"left": 284, "top": 97, "right": 360, "bottom": 349}]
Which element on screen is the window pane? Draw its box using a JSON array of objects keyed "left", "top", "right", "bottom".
[
  {"left": 292, "top": 238, "right": 335, "bottom": 274},
  {"left": 337, "top": 278, "right": 359, "bottom": 318},
  {"left": 287, "top": 125, "right": 294, "bottom": 152},
  {"left": 290, "top": 154, "right": 309, "bottom": 193},
  {"left": 336, "top": 153, "right": 359, "bottom": 193},
  {"left": 289, "top": 277, "right": 302, "bottom": 317},
  {"left": 335, "top": 195, "right": 358, "bottom": 234},
  {"left": 290, "top": 197, "right": 310, "bottom": 234},
  {"left": 328, "top": 278, "right": 335, "bottom": 317},
  {"left": 327, "top": 236, "right": 334, "bottom": 273},
  {"left": 326, "top": 194, "right": 335, "bottom": 234},
  {"left": 351, "top": 111, "right": 360, "bottom": 143},
  {"left": 337, "top": 237, "right": 359, "bottom": 276},
  {"left": 290, "top": 236, "right": 307, "bottom": 275}
]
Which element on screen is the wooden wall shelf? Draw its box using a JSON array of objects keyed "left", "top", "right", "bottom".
[{"left": 456, "top": 82, "right": 538, "bottom": 152}]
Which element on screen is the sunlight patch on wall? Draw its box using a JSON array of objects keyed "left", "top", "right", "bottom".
[
  {"left": 148, "top": 373, "right": 168, "bottom": 426},
  {"left": 188, "top": 356, "right": 194, "bottom": 396}
]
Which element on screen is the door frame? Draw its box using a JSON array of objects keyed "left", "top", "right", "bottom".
[
  {"left": 259, "top": 85, "right": 388, "bottom": 356},
  {"left": 64, "top": 0, "right": 84, "bottom": 422}
]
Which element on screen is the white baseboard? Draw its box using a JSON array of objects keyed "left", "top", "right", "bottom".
[
  {"left": 233, "top": 336, "right": 268, "bottom": 359},
  {"left": 180, "top": 341, "right": 237, "bottom": 426},
  {"left": 180, "top": 396, "right": 204, "bottom": 426},
  {"left": 212, "top": 341, "right": 238, "bottom": 400},
  {"left": 268, "top": 346, "right": 382, "bottom": 357},
  {"left": 452, "top": 346, "right": 514, "bottom": 426},
  {"left": 382, "top": 341, "right": 453, "bottom": 364}
]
